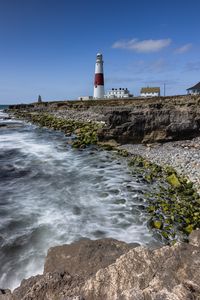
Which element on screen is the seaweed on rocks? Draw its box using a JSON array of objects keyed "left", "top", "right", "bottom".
[
  {"left": 10, "top": 111, "right": 103, "bottom": 149},
  {"left": 124, "top": 154, "right": 200, "bottom": 243}
]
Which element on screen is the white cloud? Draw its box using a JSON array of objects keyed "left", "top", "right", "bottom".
[
  {"left": 112, "top": 38, "right": 172, "bottom": 53},
  {"left": 174, "top": 43, "right": 192, "bottom": 54}
]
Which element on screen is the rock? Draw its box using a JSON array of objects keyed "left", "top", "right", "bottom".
[
  {"left": 44, "top": 238, "right": 135, "bottom": 278},
  {"left": 166, "top": 173, "right": 181, "bottom": 188},
  {"left": 189, "top": 228, "right": 200, "bottom": 247},
  {"left": 12, "top": 238, "right": 135, "bottom": 300},
  {"left": 3, "top": 231, "right": 198, "bottom": 299},
  {"left": 98, "top": 97, "right": 200, "bottom": 144},
  {"left": 152, "top": 220, "right": 163, "bottom": 229},
  {"left": 0, "top": 289, "right": 13, "bottom": 300},
  {"left": 82, "top": 231, "right": 200, "bottom": 300},
  {"left": 9, "top": 95, "right": 200, "bottom": 144}
]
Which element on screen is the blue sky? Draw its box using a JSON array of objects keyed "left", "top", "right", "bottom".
[{"left": 0, "top": 0, "right": 200, "bottom": 104}]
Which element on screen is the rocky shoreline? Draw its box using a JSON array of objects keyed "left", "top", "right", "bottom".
[
  {"left": 3, "top": 95, "right": 200, "bottom": 299},
  {"left": 1, "top": 230, "right": 200, "bottom": 300},
  {"left": 119, "top": 137, "right": 200, "bottom": 195}
]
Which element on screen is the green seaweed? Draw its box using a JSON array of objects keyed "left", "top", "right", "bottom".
[
  {"left": 11, "top": 111, "right": 103, "bottom": 149},
  {"left": 121, "top": 153, "right": 200, "bottom": 243}
]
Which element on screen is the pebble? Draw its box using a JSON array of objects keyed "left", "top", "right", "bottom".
[{"left": 119, "top": 137, "right": 200, "bottom": 195}]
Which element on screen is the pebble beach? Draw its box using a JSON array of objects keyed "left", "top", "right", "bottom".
[{"left": 119, "top": 137, "right": 200, "bottom": 194}]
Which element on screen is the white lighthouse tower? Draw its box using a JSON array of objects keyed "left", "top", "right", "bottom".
[{"left": 93, "top": 53, "right": 105, "bottom": 99}]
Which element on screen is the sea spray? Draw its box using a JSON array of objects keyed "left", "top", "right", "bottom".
[{"left": 0, "top": 110, "right": 158, "bottom": 289}]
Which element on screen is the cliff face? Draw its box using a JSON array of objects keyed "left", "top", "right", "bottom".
[
  {"left": 98, "top": 97, "right": 200, "bottom": 144},
  {"left": 1, "top": 230, "right": 200, "bottom": 300},
  {"left": 9, "top": 95, "right": 200, "bottom": 144}
]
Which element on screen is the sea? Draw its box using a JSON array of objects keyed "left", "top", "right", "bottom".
[{"left": 0, "top": 106, "right": 158, "bottom": 290}]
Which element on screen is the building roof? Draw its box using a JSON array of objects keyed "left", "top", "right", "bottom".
[
  {"left": 140, "top": 87, "right": 160, "bottom": 93},
  {"left": 186, "top": 82, "right": 200, "bottom": 90}
]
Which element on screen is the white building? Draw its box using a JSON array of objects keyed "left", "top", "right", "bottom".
[
  {"left": 105, "top": 88, "right": 132, "bottom": 99},
  {"left": 78, "top": 96, "right": 93, "bottom": 101},
  {"left": 140, "top": 87, "right": 160, "bottom": 98},
  {"left": 186, "top": 82, "right": 200, "bottom": 95}
]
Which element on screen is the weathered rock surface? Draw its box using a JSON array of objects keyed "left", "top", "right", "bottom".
[
  {"left": 98, "top": 97, "right": 200, "bottom": 143},
  {"left": 44, "top": 238, "right": 136, "bottom": 277},
  {"left": 8, "top": 95, "right": 200, "bottom": 144},
  {"left": 83, "top": 230, "right": 200, "bottom": 300},
  {"left": 12, "top": 238, "right": 135, "bottom": 300},
  {"left": 0, "top": 289, "right": 13, "bottom": 300},
  {"left": 2, "top": 230, "right": 200, "bottom": 300}
]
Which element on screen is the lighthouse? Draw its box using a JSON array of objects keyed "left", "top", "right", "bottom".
[{"left": 93, "top": 53, "right": 105, "bottom": 99}]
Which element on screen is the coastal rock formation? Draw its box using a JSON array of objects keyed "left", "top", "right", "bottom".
[
  {"left": 83, "top": 230, "right": 200, "bottom": 300},
  {"left": 0, "top": 289, "right": 13, "bottom": 300},
  {"left": 8, "top": 95, "right": 200, "bottom": 144},
  {"left": 2, "top": 230, "right": 200, "bottom": 300},
  {"left": 44, "top": 238, "right": 136, "bottom": 276},
  {"left": 12, "top": 238, "right": 136, "bottom": 300},
  {"left": 98, "top": 97, "right": 200, "bottom": 143}
]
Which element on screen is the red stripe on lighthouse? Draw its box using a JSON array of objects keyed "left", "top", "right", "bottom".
[{"left": 94, "top": 73, "right": 104, "bottom": 86}]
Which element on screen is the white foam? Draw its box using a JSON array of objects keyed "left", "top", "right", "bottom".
[{"left": 0, "top": 113, "right": 158, "bottom": 290}]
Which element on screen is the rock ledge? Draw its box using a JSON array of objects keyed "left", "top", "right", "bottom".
[{"left": 1, "top": 231, "right": 200, "bottom": 300}]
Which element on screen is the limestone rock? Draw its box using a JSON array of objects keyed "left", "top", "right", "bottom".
[
  {"left": 8, "top": 231, "right": 200, "bottom": 300},
  {"left": 12, "top": 238, "right": 136, "bottom": 300},
  {"left": 9, "top": 95, "right": 200, "bottom": 144},
  {"left": 82, "top": 232, "right": 200, "bottom": 299},
  {"left": 0, "top": 289, "right": 13, "bottom": 300},
  {"left": 44, "top": 238, "right": 135, "bottom": 278},
  {"left": 98, "top": 97, "right": 200, "bottom": 144}
]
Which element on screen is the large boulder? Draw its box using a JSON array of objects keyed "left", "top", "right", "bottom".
[
  {"left": 8, "top": 230, "right": 200, "bottom": 300},
  {"left": 44, "top": 238, "right": 136, "bottom": 278},
  {"left": 12, "top": 238, "right": 135, "bottom": 300}
]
